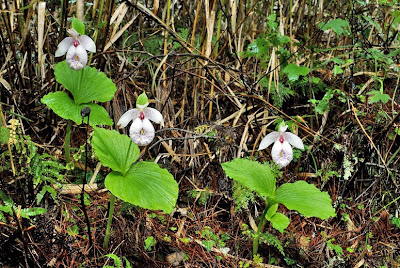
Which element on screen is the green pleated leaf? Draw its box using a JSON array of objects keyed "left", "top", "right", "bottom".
[
  {"left": 275, "top": 181, "right": 336, "bottom": 220},
  {"left": 268, "top": 212, "right": 290, "bottom": 233},
  {"left": 105, "top": 162, "right": 179, "bottom": 214},
  {"left": 41, "top": 91, "right": 113, "bottom": 126},
  {"left": 92, "top": 128, "right": 140, "bottom": 174},
  {"left": 54, "top": 61, "right": 117, "bottom": 105},
  {"left": 222, "top": 159, "right": 276, "bottom": 199}
]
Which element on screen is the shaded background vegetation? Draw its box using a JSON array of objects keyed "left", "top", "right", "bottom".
[{"left": 0, "top": 0, "right": 400, "bottom": 267}]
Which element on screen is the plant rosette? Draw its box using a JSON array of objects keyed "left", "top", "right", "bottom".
[
  {"left": 42, "top": 61, "right": 116, "bottom": 126},
  {"left": 92, "top": 127, "right": 178, "bottom": 213},
  {"left": 221, "top": 158, "right": 336, "bottom": 254}
]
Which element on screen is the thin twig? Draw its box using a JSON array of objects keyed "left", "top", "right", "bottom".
[{"left": 350, "top": 102, "right": 397, "bottom": 187}]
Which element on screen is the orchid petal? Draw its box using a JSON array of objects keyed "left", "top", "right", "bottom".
[
  {"left": 137, "top": 103, "right": 149, "bottom": 110},
  {"left": 66, "top": 45, "right": 88, "bottom": 70},
  {"left": 55, "top": 37, "right": 74, "bottom": 57},
  {"left": 144, "top": 107, "right": 164, "bottom": 126},
  {"left": 259, "top": 132, "right": 280, "bottom": 150},
  {"left": 117, "top": 108, "right": 139, "bottom": 128},
  {"left": 271, "top": 141, "right": 293, "bottom": 168},
  {"left": 67, "top": 28, "right": 80, "bottom": 37},
  {"left": 79, "top": 35, "right": 96, "bottom": 52},
  {"left": 129, "top": 118, "right": 155, "bottom": 146},
  {"left": 278, "top": 124, "right": 288, "bottom": 134},
  {"left": 283, "top": 132, "right": 304, "bottom": 149}
]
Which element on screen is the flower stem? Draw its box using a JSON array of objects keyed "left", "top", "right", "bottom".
[
  {"left": 65, "top": 120, "right": 72, "bottom": 164},
  {"left": 103, "top": 193, "right": 115, "bottom": 249},
  {"left": 253, "top": 206, "right": 269, "bottom": 256}
]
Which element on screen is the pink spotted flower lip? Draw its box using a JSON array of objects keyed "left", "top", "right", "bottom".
[
  {"left": 258, "top": 125, "right": 304, "bottom": 168},
  {"left": 117, "top": 102, "right": 164, "bottom": 147},
  {"left": 55, "top": 29, "right": 96, "bottom": 70}
]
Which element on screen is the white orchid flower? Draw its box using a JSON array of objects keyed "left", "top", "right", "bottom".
[
  {"left": 117, "top": 93, "right": 164, "bottom": 146},
  {"left": 258, "top": 124, "right": 304, "bottom": 168},
  {"left": 55, "top": 28, "right": 96, "bottom": 70}
]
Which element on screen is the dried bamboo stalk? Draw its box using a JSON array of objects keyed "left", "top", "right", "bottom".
[{"left": 37, "top": 2, "right": 46, "bottom": 80}]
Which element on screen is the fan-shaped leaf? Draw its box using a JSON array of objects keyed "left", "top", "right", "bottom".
[
  {"left": 105, "top": 162, "right": 179, "bottom": 214},
  {"left": 42, "top": 91, "right": 113, "bottom": 126},
  {"left": 275, "top": 181, "right": 336, "bottom": 220},
  {"left": 54, "top": 61, "right": 117, "bottom": 105},
  {"left": 92, "top": 128, "right": 140, "bottom": 174},
  {"left": 222, "top": 159, "right": 276, "bottom": 199}
]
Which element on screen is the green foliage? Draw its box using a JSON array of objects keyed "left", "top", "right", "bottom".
[
  {"left": 72, "top": 17, "right": 85, "bottom": 35},
  {"left": 92, "top": 128, "right": 178, "bottom": 214},
  {"left": 316, "top": 164, "right": 340, "bottom": 182},
  {"left": 42, "top": 61, "right": 116, "bottom": 126},
  {"left": 36, "top": 186, "right": 57, "bottom": 205},
  {"left": 222, "top": 158, "right": 276, "bottom": 199},
  {"left": 309, "top": 88, "right": 347, "bottom": 114},
  {"left": 238, "top": 260, "right": 250, "bottom": 268},
  {"left": 266, "top": 212, "right": 290, "bottom": 234},
  {"left": 0, "top": 190, "right": 47, "bottom": 222},
  {"left": 201, "top": 240, "right": 216, "bottom": 251},
  {"left": 333, "top": 65, "right": 344, "bottom": 76},
  {"left": 327, "top": 239, "right": 344, "bottom": 258},
  {"left": 283, "top": 64, "right": 310, "bottom": 81},
  {"left": 319, "top": 19, "right": 351, "bottom": 36},
  {"left": 144, "top": 236, "right": 157, "bottom": 251},
  {"left": 222, "top": 159, "right": 335, "bottom": 233},
  {"left": 0, "top": 123, "right": 66, "bottom": 186},
  {"left": 232, "top": 181, "right": 255, "bottom": 212},
  {"left": 172, "top": 27, "right": 200, "bottom": 50},
  {"left": 244, "top": 13, "right": 289, "bottom": 63},
  {"left": 363, "top": 48, "right": 400, "bottom": 72},
  {"left": 270, "top": 83, "right": 294, "bottom": 109},
  {"left": 136, "top": 92, "right": 149, "bottom": 107},
  {"left": 199, "top": 226, "right": 230, "bottom": 251},
  {"left": 142, "top": 36, "right": 163, "bottom": 57},
  {"left": 148, "top": 212, "right": 167, "bottom": 224},
  {"left": 42, "top": 92, "right": 113, "bottom": 126},
  {"left": 245, "top": 38, "right": 270, "bottom": 60},
  {"left": 67, "top": 224, "right": 79, "bottom": 236},
  {"left": 0, "top": 126, "right": 10, "bottom": 144},
  {"left": 253, "top": 254, "right": 263, "bottom": 264},
  {"left": 367, "top": 90, "right": 390, "bottom": 104},
  {"left": 103, "top": 253, "right": 132, "bottom": 268},
  {"left": 275, "top": 181, "right": 336, "bottom": 220},
  {"left": 105, "top": 162, "right": 178, "bottom": 214},
  {"left": 92, "top": 128, "right": 140, "bottom": 175},
  {"left": 54, "top": 61, "right": 117, "bottom": 105},
  {"left": 259, "top": 232, "right": 285, "bottom": 256},
  {"left": 259, "top": 78, "right": 294, "bottom": 109},
  {"left": 29, "top": 147, "right": 67, "bottom": 186},
  {"left": 188, "top": 188, "right": 212, "bottom": 206},
  {"left": 241, "top": 223, "right": 285, "bottom": 256},
  {"left": 390, "top": 216, "right": 400, "bottom": 229}
]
